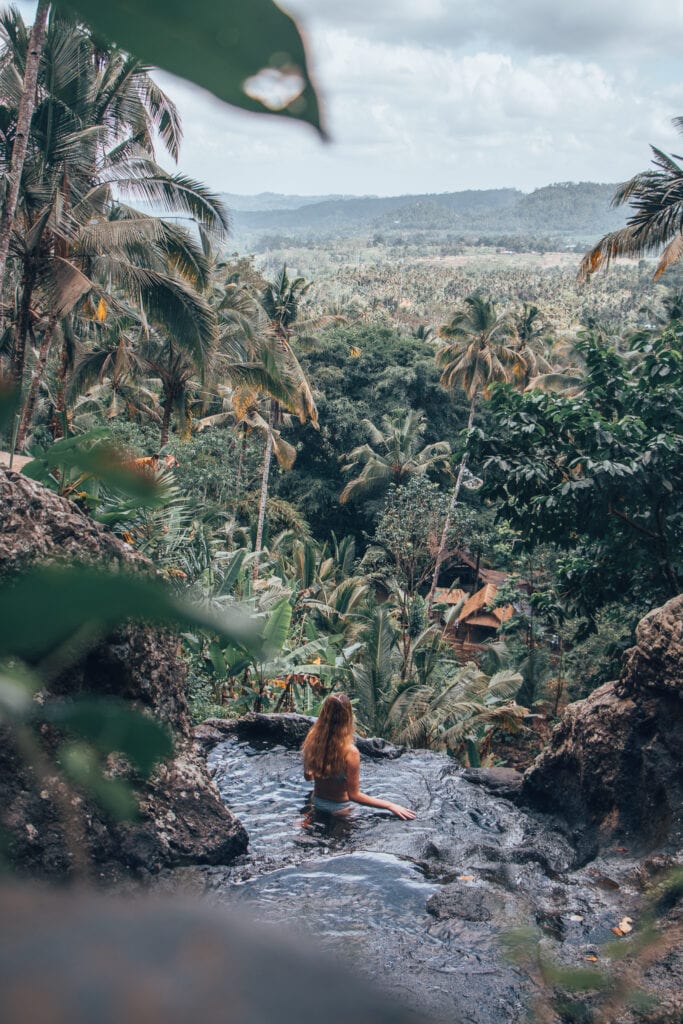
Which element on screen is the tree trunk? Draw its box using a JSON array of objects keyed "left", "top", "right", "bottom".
[
  {"left": 427, "top": 391, "right": 478, "bottom": 618},
  {"left": 0, "top": 1, "right": 50, "bottom": 290},
  {"left": 51, "top": 329, "right": 71, "bottom": 439},
  {"left": 11, "top": 259, "right": 38, "bottom": 389},
  {"left": 15, "top": 314, "right": 58, "bottom": 448},
  {"left": 160, "top": 399, "right": 172, "bottom": 448},
  {"left": 253, "top": 401, "right": 275, "bottom": 583},
  {"left": 234, "top": 422, "right": 247, "bottom": 497}
]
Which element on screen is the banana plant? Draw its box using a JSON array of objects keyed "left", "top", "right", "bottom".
[{"left": 187, "top": 595, "right": 346, "bottom": 714}]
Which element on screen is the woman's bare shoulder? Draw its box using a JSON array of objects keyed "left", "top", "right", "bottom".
[{"left": 345, "top": 744, "right": 360, "bottom": 766}]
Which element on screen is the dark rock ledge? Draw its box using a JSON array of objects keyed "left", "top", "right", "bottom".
[
  {"left": 196, "top": 712, "right": 404, "bottom": 759},
  {"left": 0, "top": 469, "right": 246, "bottom": 880},
  {"left": 523, "top": 593, "right": 683, "bottom": 859}
]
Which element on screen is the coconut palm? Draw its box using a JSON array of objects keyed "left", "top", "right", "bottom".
[
  {"left": 68, "top": 324, "right": 160, "bottom": 428},
  {"left": 1, "top": 9, "right": 226, "bottom": 446},
  {"left": 387, "top": 661, "right": 526, "bottom": 762},
  {"left": 246, "top": 265, "right": 319, "bottom": 580},
  {"left": 427, "top": 295, "right": 524, "bottom": 614},
  {"left": 514, "top": 304, "right": 554, "bottom": 386},
  {"left": 339, "top": 410, "right": 450, "bottom": 505},
  {"left": 580, "top": 117, "right": 683, "bottom": 280},
  {"left": 350, "top": 604, "right": 399, "bottom": 736},
  {"left": 0, "top": 0, "right": 49, "bottom": 291}
]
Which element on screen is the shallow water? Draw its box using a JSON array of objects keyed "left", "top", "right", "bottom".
[
  {"left": 203, "top": 737, "right": 641, "bottom": 1024},
  {"left": 206, "top": 739, "right": 540, "bottom": 1022},
  {"left": 209, "top": 738, "right": 529, "bottom": 875}
]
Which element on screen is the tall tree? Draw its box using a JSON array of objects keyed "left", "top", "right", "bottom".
[
  {"left": 339, "top": 410, "right": 450, "bottom": 505},
  {"left": 426, "top": 295, "right": 523, "bottom": 615},
  {"left": 251, "top": 265, "right": 319, "bottom": 581},
  {"left": 0, "top": 0, "right": 49, "bottom": 306},
  {"left": 0, "top": 8, "right": 226, "bottom": 447}
]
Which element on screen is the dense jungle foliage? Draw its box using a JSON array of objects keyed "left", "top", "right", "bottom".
[{"left": 1, "top": 5, "right": 681, "bottom": 772}]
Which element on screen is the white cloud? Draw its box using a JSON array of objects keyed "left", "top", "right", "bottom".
[
  {"left": 155, "top": 26, "right": 681, "bottom": 196},
  {"left": 287, "top": 0, "right": 683, "bottom": 60},
  {"left": 10, "top": 0, "right": 683, "bottom": 196}
]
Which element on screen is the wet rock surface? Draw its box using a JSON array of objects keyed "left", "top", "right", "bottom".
[
  {"left": 460, "top": 767, "right": 523, "bottom": 801},
  {"left": 164, "top": 728, "right": 682, "bottom": 1024},
  {"left": 0, "top": 469, "right": 245, "bottom": 879},
  {"left": 198, "top": 712, "right": 405, "bottom": 758},
  {"left": 523, "top": 593, "right": 683, "bottom": 858}
]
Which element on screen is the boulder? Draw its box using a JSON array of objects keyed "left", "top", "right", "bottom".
[
  {"left": 200, "top": 712, "right": 405, "bottom": 758},
  {"left": 0, "top": 469, "right": 247, "bottom": 879},
  {"left": 460, "top": 767, "right": 524, "bottom": 800},
  {"left": 523, "top": 594, "right": 683, "bottom": 857},
  {"left": 426, "top": 885, "right": 496, "bottom": 922}
]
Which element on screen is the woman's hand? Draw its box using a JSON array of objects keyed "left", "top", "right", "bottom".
[{"left": 387, "top": 802, "right": 416, "bottom": 820}]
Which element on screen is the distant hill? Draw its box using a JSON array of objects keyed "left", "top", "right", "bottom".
[
  {"left": 221, "top": 192, "right": 356, "bottom": 212},
  {"left": 227, "top": 182, "right": 627, "bottom": 241}
]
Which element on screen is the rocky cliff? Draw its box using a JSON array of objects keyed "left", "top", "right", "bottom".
[
  {"left": 523, "top": 594, "right": 683, "bottom": 859},
  {"left": 0, "top": 469, "right": 247, "bottom": 879}
]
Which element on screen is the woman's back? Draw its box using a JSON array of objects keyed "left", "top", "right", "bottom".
[
  {"left": 310, "top": 746, "right": 353, "bottom": 803},
  {"left": 302, "top": 694, "right": 415, "bottom": 820}
]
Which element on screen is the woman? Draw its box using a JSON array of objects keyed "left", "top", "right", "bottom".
[{"left": 302, "top": 693, "right": 416, "bottom": 819}]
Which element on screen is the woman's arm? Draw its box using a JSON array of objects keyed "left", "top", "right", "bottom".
[{"left": 345, "top": 747, "right": 416, "bottom": 820}]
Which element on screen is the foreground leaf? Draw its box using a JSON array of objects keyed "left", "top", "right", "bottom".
[
  {"left": 0, "top": 566, "right": 263, "bottom": 663},
  {"left": 45, "top": 698, "right": 174, "bottom": 776},
  {"left": 59, "top": 742, "right": 139, "bottom": 819},
  {"left": 60, "top": 0, "right": 325, "bottom": 135}
]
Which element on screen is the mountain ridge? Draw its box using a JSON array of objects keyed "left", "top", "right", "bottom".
[{"left": 224, "top": 182, "right": 628, "bottom": 241}]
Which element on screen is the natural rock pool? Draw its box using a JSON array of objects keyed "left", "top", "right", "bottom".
[{"left": 182, "top": 734, "right": 660, "bottom": 1024}]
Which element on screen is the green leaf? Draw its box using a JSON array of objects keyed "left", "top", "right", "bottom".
[
  {"left": 0, "top": 566, "right": 264, "bottom": 664},
  {"left": 0, "top": 382, "right": 20, "bottom": 433},
  {"left": 217, "top": 548, "right": 247, "bottom": 596},
  {"left": 219, "top": 642, "right": 251, "bottom": 675},
  {"left": 45, "top": 697, "right": 173, "bottom": 776},
  {"left": 59, "top": 0, "right": 325, "bottom": 136},
  {"left": 59, "top": 742, "right": 138, "bottom": 819},
  {"left": 262, "top": 597, "right": 292, "bottom": 659},
  {"left": 228, "top": 657, "right": 252, "bottom": 678},
  {"left": 22, "top": 431, "right": 162, "bottom": 504},
  {"left": 207, "top": 640, "right": 228, "bottom": 678},
  {"left": 0, "top": 670, "right": 35, "bottom": 720}
]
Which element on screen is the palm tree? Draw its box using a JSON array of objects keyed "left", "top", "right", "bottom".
[
  {"left": 351, "top": 604, "right": 399, "bottom": 736},
  {"left": 387, "top": 660, "right": 525, "bottom": 762},
  {"left": 67, "top": 323, "right": 160, "bottom": 428},
  {"left": 0, "top": 1, "right": 49, "bottom": 292},
  {"left": 249, "top": 265, "right": 319, "bottom": 581},
  {"left": 1, "top": 9, "right": 226, "bottom": 447},
  {"left": 426, "top": 295, "right": 523, "bottom": 614},
  {"left": 514, "top": 304, "right": 553, "bottom": 385},
  {"left": 580, "top": 117, "right": 683, "bottom": 280},
  {"left": 339, "top": 410, "right": 450, "bottom": 504}
]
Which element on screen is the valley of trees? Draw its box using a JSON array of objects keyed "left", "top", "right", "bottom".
[
  {"left": 1, "top": 5, "right": 681, "bottom": 771},
  {"left": 0, "top": 7, "right": 682, "bottom": 1023}
]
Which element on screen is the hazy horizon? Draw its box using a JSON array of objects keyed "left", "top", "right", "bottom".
[
  {"left": 220, "top": 181, "right": 620, "bottom": 200},
  {"left": 12, "top": 1, "right": 683, "bottom": 197}
]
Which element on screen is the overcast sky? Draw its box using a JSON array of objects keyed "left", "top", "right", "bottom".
[{"left": 15, "top": 1, "right": 683, "bottom": 196}]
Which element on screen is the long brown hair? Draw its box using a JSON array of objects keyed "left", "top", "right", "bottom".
[{"left": 302, "top": 693, "right": 355, "bottom": 779}]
